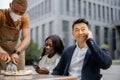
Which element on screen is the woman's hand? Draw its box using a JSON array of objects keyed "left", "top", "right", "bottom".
[{"left": 36, "top": 67, "right": 49, "bottom": 74}]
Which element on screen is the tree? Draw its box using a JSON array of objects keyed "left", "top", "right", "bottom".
[{"left": 25, "top": 40, "right": 42, "bottom": 65}]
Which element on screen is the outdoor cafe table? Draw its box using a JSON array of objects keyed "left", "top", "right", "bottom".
[{"left": 0, "top": 74, "right": 77, "bottom": 80}]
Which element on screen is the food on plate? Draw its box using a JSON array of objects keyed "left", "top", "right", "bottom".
[{"left": 0, "top": 70, "right": 32, "bottom": 76}]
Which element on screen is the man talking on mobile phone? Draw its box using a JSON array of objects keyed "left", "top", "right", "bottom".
[{"left": 52, "top": 18, "right": 112, "bottom": 80}]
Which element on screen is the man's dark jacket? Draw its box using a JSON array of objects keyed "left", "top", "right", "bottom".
[{"left": 52, "top": 39, "right": 112, "bottom": 80}]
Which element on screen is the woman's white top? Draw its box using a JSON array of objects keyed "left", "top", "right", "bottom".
[{"left": 38, "top": 53, "right": 61, "bottom": 72}]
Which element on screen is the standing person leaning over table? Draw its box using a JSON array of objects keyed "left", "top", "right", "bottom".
[
  {"left": 0, "top": 0, "right": 30, "bottom": 70},
  {"left": 35, "top": 35, "right": 64, "bottom": 74},
  {"left": 52, "top": 19, "right": 112, "bottom": 80}
]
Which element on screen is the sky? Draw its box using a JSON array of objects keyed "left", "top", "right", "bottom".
[{"left": 0, "top": 0, "right": 12, "bottom": 9}]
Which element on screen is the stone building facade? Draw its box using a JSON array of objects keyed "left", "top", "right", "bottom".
[{"left": 27, "top": 0, "right": 120, "bottom": 59}]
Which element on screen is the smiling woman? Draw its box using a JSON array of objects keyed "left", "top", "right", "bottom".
[{"left": 0, "top": 0, "right": 12, "bottom": 9}]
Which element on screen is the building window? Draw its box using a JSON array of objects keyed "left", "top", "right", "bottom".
[
  {"left": 107, "top": 7, "right": 109, "bottom": 22},
  {"left": 88, "top": 2, "right": 91, "bottom": 19},
  {"left": 102, "top": 6, "right": 105, "bottom": 21},
  {"left": 43, "top": 2, "right": 45, "bottom": 15},
  {"left": 98, "top": 5, "right": 101, "bottom": 21},
  {"left": 95, "top": 26, "right": 100, "bottom": 45},
  {"left": 93, "top": 3, "right": 96, "bottom": 20},
  {"left": 36, "top": 26, "right": 39, "bottom": 43},
  {"left": 78, "top": 0, "right": 81, "bottom": 15},
  {"left": 41, "top": 2, "right": 44, "bottom": 15},
  {"left": 111, "top": 8, "right": 113, "bottom": 22},
  {"left": 66, "top": 0, "right": 69, "bottom": 12},
  {"left": 72, "top": 0, "right": 76, "bottom": 16},
  {"left": 49, "top": 21, "right": 53, "bottom": 35},
  {"left": 114, "top": 0, "right": 117, "bottom": 5},
  {"left": 40, "top": 3, "right": 42, "bottom": 17},
  {"left": 119, "top": 10, "right": 120, "bottom": 20},
  {"left": 110, "top": 0, "right": 113, "bottom": 5},
  {"left": 83, "top": 1, "right": 86, "bottom": 18},
  {"left": 38, "top": 4, "right": 41, "bottom": 17},
  {"left": 46, "top": 0, "right": 49, "bottom": 13},
  {"left": 102, "top": 0, "right": 105, "bottom": 2},
  {"left": 115, "top": 9, "right": 117, "bottom": 21},
  {"left": 42, "top": 24, "right": 45, "bottom": 43},
  {"left": 62, "top": 20, "right": 69, "bottom": 46},
  {"left": 49, "top": 0, "right": 51, "bottom": 12},
  {"left": 30, "top": 29, "right": 33, "bottom": 40},
  {"left": 112, "top": 28, "right": 116, "bottom": 51},
  {"left": 60, "top": 0, "right": 63, "bottom": 14},
  {"left": 104, "top": 27, "right": 108, "bottom": 44},
  {"left": 119, "top": 0, "right": 120, "bottom": 6},
  {"left": 45, "top": 0, "right": 47, "bottom": 14}
]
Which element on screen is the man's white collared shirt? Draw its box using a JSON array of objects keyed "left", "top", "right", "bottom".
[{"left": 69, "top": 44, "right": 88, "bottom": 80}]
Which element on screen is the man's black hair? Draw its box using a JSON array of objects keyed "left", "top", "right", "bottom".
[{"left": 72, "top": 18, "right": 90, "bottom": 30}]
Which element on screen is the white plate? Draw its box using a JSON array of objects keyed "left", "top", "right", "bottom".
[{"left": 0, "top": 70, "right": 32, "bottom": 76}]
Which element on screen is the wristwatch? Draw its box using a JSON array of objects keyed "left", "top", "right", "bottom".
[{"left": 12, "top": 49, "right": 20, "bottom": 55}]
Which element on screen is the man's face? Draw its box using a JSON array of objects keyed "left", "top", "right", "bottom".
[
  {"left": 10, "top": 2, "right": 27, "bottom": 16},
  {"left": 72, "top": 23, "right": 89, "bottom": 43}
]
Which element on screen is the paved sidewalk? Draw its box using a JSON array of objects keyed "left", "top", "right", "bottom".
[{"left": 101, "top": 65, "right": 120, "bottom": 80}]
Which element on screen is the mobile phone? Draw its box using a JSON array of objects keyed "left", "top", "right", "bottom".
[{"left": 32, "top": 61, "right": 39, "bottom": 69}]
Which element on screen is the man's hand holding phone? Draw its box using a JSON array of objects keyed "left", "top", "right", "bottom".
[{"left": 86, "top": 30, "right": 93, "bottom": 40}]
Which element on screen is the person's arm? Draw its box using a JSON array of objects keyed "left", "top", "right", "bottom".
[
  {"left": 11, "top": 28, "right": 30, "bottom": 65},
  {"left": 86, "top": 38, "right": 112, "bottom": 69},
  {"left": 11, "top": 14, "right": 30, "bottom": 65},
  {"left": 17, "top": 28, "right": 30, "bottom": 52},
  {"left": 16, "top": 14, "right": 30, "bottom": 52},
  {"left": 86, "top": 31, "right": 112, "bottom": 69},
  {"left": 0, "top": 10, "right": 11, "bottom": 63}
]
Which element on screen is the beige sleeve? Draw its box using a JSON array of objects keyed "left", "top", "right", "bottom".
[{"left": 21, "top": 13, "right": 30, "bottom": 29}]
